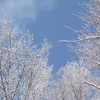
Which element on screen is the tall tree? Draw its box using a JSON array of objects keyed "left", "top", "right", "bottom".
[
  {"left": 59, "top": 0, "right": 100, "bottom": 93},
  {"left": 59, "top": 0, "right": 100, "bottom": 70},
  {"left": 0, "top": 14, "right": 52, "bottom": 100},
  {"left": 53, "top": 61, "right": 100, "bottom": 100}
]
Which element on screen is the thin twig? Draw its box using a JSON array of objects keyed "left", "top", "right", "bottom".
[{"left": 1, "top": 90, "right": 16, "bottom": 100}]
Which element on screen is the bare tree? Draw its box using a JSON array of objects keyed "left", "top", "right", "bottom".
[
  {"left": 53, "top": 61, "right": 100, "bottom": 100},
  {"left": 0, "top": 14, "right": 52, "bottom": 100},
  {"left": 1, "top": 0, "right": 100, "bottom": 99},
  {"left": 59, "top": 0, "right": 100, "bottom": 69},
  {"left": 59, "top": 0, "right": 100, "bottom": 91}
]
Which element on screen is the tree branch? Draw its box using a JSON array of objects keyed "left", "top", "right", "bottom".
[
  {"left": 59, "top": 36, "right": 100, "bottom": 43},
  {"left": 85, "top": 81, "right": 100, "bottom": 89}
]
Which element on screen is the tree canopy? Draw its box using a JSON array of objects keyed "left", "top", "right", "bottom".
[{"left": 0, "top": 0, "right": 100, "bottom": 100}]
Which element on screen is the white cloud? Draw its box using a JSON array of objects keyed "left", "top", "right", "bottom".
[{"left": 0, "top": 0, "right": 56, "bottom": 24}]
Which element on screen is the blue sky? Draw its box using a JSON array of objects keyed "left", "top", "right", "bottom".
[{"left": 0, "top": 0, "right": 90, "bottom": 72}]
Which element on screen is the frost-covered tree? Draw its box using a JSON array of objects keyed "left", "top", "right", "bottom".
[
  {"left": 59, "top": 0, "right": 100, "bottom": 90},
  {"left": 60, "top": 0, "right": 100, "bottom": 70},
  {"left": 52, "top": 61, "right": 100, "bottom": 100},
  {"left": 1, "top": 0, "right": 100, "bottom": 99},
  {"left": 73, "top": 0, "right": 100, "bottom": 70},
  {"left": 0, "top": 14, "right": 52, "bottom": 100}
]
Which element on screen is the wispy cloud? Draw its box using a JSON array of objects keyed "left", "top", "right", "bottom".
[{"left": 0, "top": 0, "right": 56, "bottom": 24}]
